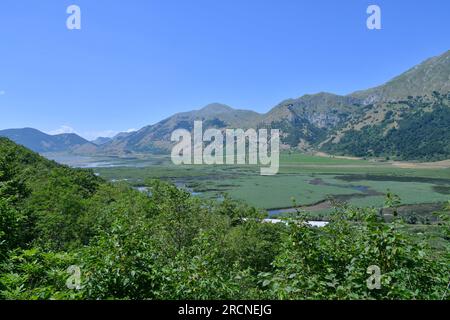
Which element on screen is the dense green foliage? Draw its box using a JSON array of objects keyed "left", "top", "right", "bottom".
[
  {"left": 0, "top": 138, "right": 448, "bottom": 300},
  {"left": 323, "top": 93, "right": 450, "bottom": 161},
  {"left": 267, "top": 119, "right": 328, "bottom": 148}
]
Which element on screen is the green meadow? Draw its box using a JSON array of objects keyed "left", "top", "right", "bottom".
[{"left": 92, "top": 153, "right": 450, "bottom": 213}]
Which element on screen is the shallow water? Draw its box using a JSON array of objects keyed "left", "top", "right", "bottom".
[
  {"left": 258, "top": 218, "right": 328, "bottom": 227},
  {"left": 44, "top": 154, "right": 170, "bottom": 169}
]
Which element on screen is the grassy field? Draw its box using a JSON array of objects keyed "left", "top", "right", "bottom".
[{"left": 90, "top": 153, "right": 450, "bottom": 217}]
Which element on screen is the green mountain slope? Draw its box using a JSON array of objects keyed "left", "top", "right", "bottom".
[
  {"left": 351, "top": 50, "right": 450, "bottom": 104},
  {"left": 322, "top": 92, "right": 450, "bottom": 161},
  {"left": 260, "top": 92, "right": 361, "bottom": 149},
  {"left": 101, "top": 103, "right": 263, "bottom": 154}
]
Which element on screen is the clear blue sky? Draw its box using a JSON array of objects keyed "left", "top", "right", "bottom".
[{"left": 0, "top": 0, "right": 449, "bottom": 140}]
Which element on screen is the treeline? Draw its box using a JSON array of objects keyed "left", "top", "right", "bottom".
[
  {"left": 322, "top": 93, "right": 450, "bottom": 161},
  {"left": 0, "top": 138, "right": 448, "bottom": 299}
]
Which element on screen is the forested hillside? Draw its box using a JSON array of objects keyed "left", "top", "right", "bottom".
[
  {"left": 0, "top": 137, "right": 448, "bottom": 299},
  {"left": 323, "top": 92, "right": 450, "bottom": 160}
]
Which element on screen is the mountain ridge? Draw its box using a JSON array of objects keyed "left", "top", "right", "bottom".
[
  {"left": 3, "top": 49, "right": 450, "bottom": 160},
  {"left": 350, "top": 50, "right": 450, "bottom": 104},
  {"left": 99, "top": 49, "right": 449, "bottom": 159},
  {"left": 0, "top": 128, "right": 98, "bottom": 154}
]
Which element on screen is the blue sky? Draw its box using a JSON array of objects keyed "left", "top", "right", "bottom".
[{"left": 0, "top": 0, "right": 449, "bottom": 140}]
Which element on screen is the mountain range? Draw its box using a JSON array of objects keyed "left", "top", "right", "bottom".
[
  {"left": 0, "top": 128, "right": 97, "bottom": 154},
  {"left": 1, "top": 50, "right": 449, "bottom": 160}
]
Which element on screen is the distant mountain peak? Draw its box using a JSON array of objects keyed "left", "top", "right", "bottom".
[
  {"left": 91, "top": 136, "right": 113, "bottom": 145},
  {"left": 0, "top": 128, "right": 97, "bottom": 154},
  {"left": 199, "top": 103, "right": 234, "bottom": 113}
]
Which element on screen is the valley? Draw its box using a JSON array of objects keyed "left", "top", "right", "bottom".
[
  {"left": 2, "top": 2, "right": 449, "bottom": 302},
  {"left": 47, "top": 152, "right": 450, "bottom": 221}
]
